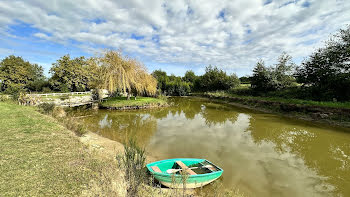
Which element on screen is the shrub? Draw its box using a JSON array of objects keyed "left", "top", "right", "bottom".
[{"left": 37, "top": 103, "right": 56, "bottom": 114}]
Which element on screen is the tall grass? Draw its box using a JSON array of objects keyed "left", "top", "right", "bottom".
[{"left": 117, "top": 138, "right": 146, "bottom": 197}]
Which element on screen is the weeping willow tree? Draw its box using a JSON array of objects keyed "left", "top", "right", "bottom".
[{"left": 98, "top": 50, "right": 157, "bottom": 99}]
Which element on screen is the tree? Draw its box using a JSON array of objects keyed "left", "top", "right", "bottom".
[
  {"left": 296, "top": 26, "right": 350, "bottom": 100},
  {"left": 271, "top": 52, "right": 296, "bottom": 90},
  {"left": 183, "top": 70, "right": 197, "bottom": 91},
  {"left": 199, "top": 65, "right": 239, "bottom": 91},
  {"left": 0, "top": 55, "right": 44, "bottom": 93},
  {"left": 239, "top": 76, "right": 251, "bottom": 84},
  {"left": 50, "top": 55, "right": 97, "bottom": 92},
  {"left": 251, "top": 60, "right": 272, "bottom": 92},
  {"left": 152, "top": 70, "right": 168, "bottom": 92},
  {"left": 183, "top": 70, "right": 196, "bottom": 83},
  {"left": 251, "top": 53, "right": 296, "bottom": 92},
  {"left": 99, "top": 50, "right": 157, "bottom": 99}
]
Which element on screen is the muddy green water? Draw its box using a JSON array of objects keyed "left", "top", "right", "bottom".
[{"left": 71, "top": 97, "right": 350, "bottom": 197}]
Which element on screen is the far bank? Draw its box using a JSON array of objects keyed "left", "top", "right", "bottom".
[{"left": 194, "top": 92, "right": 350, "bottom": 128}]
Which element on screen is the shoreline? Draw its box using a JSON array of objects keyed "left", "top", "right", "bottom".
[
  {"left": 194, "top": 93, "right": 350, "bottom": 129},
  {"left": 99, "top": 103, "right": 169, "bottom": 110},
  {"left": 79, "top": 132, "right": 159, "bottom": 163}
]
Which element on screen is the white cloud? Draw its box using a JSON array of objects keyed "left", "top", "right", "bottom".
[{"left": 0, "top": 0, "right": 349, "bottom": 76}]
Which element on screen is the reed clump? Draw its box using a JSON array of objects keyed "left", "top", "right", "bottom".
[{"left": 117, "top": 138, "right": 147, "bottom": 197}]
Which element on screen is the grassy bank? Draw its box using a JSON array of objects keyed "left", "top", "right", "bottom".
[
  {"left": 0, "top": 102, "right": 120, "bottom": 196},
  {"left": 198, "top": 91, "right": 350, "bottom": 128},
  {"left": 100, "top": 96, "right": 167, "bottom": 109},
  {"left": 206, "top": 91, "right": 350, "bottom": 109}
]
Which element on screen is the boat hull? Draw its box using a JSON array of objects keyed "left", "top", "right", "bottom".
[
  {"left": 159, "top": 177, "right": 220, "bottom": 189},
  {"left": 146, "top": 158, "right": 223, "bottom": 189}
]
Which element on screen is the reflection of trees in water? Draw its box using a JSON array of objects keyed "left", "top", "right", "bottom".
[
  {"left": 200, "top": 102, "right": 239, "bottom": 126},
  {"left": 83, "top": 111, "right": 157, "bottom": 146},
  {"left": 248, "top": 116, "right": 350, "bottom": 196},
  {"left": 152, "top": 97, "right": 240, "bottom": 127}
]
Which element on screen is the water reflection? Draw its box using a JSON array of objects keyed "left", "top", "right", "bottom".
[
  {"left": 71, "top": 97, "right": 350, "bottom": 197},
  {"left": 99, "top": 114, "right": 112, "bottom": 129}
]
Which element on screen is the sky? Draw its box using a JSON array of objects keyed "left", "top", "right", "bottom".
[{"left": 0, "top": 0, "right": 349, "bottom": 77}]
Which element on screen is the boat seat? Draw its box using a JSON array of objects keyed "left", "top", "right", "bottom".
[
  {"left": 175, "top": 161, "right": 197, "bottom": 175},
  {"left": 207, "top": 165, "right": 217, "bottom": 172},
  {"left": 151, "top": 166, "right": 162, "bottom": 173}
]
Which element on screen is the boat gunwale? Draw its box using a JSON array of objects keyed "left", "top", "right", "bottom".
[{"left": 146, "top": 158, "right": 224, "bottom": 178}]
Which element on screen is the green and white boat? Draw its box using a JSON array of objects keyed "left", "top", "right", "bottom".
[{"left": 146, "top": 158, "right": 223, "bottom": 189}]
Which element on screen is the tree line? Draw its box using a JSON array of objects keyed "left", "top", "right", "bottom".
[
  {"left": 0, "top": 50, "right": 157, "bottom": 99},
  {"left": 152, "top": 66, "right": 240, "bottom": 96},
  {"left": 245, "top": 25, "right": 350, "bottom": 101}
]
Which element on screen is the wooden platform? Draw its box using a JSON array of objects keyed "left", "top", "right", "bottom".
[{"left": 176, "top": 161, "right": 197, "bottom": 175}]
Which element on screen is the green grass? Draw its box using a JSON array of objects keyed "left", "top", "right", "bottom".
[
  {"left": 101, "top": 96, "right": 166, "bottom": 108},
  {"left": 0, "top": 102, "right": 119, "bottom": 196},
  {"left": 206, "top": 91, "right": 350, "bottom": 109}
]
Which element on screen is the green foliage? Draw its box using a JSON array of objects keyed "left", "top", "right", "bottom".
[
  {"left": 152, "top": 70, "right": 192, "bottom": 96},
  {"left": 251, "top": 53, "right": 296, "bottom": 92},
  {"left": 0, "top": 55, "right": 45, "bottom": 94},
  {"left": 26, "top": 79, "right": 51, "bottom": 92},
  {"left": 239, "top": 76, "right": 251, "bottom": 84},
  {"left": 198, "top": 65, "right": 240, "bottom": 91},
  {"left": 296, "top": 26, "right": 350, "bottom": 101},
  {"left": 152, "top": 69, "right": 168, "bottom": 92},
  {"left": 49, "top": 55, "right": 98, "bottom": 92},
  {"left": 37, "top": 103, "right": 56, "bottom": 114},
  {"left": 183, "top": 70, "right": 197, "bottom": 83},
  {"left": 165, "top": 77, "right": 191, "bottom": 96},
  {"left": 153, "top": 66, "right": 239, "bottom": 95}
]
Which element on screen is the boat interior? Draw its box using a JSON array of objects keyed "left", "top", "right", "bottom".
[{"left": 150, "top": 159, "right": 220, "bottom": 175}]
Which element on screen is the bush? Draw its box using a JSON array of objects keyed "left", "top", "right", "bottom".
[
  {"left": 37, "top": 103, "right": 56, "bottom": 114},
  {"left": 165, "top": 80, "right": 191, "bottom": 96}
]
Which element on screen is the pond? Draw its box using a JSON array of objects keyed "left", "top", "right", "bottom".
[{"left": 71, "top": 97, "right": 350, "bottom": 197}]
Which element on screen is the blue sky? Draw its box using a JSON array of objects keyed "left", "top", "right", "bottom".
[{"left": 0, "top": 0, "right": 349, "bottom": 77}]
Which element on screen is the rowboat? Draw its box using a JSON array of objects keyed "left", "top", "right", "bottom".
[{"left": 146, "top": 158, "right": 223, "bottom": 188}]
